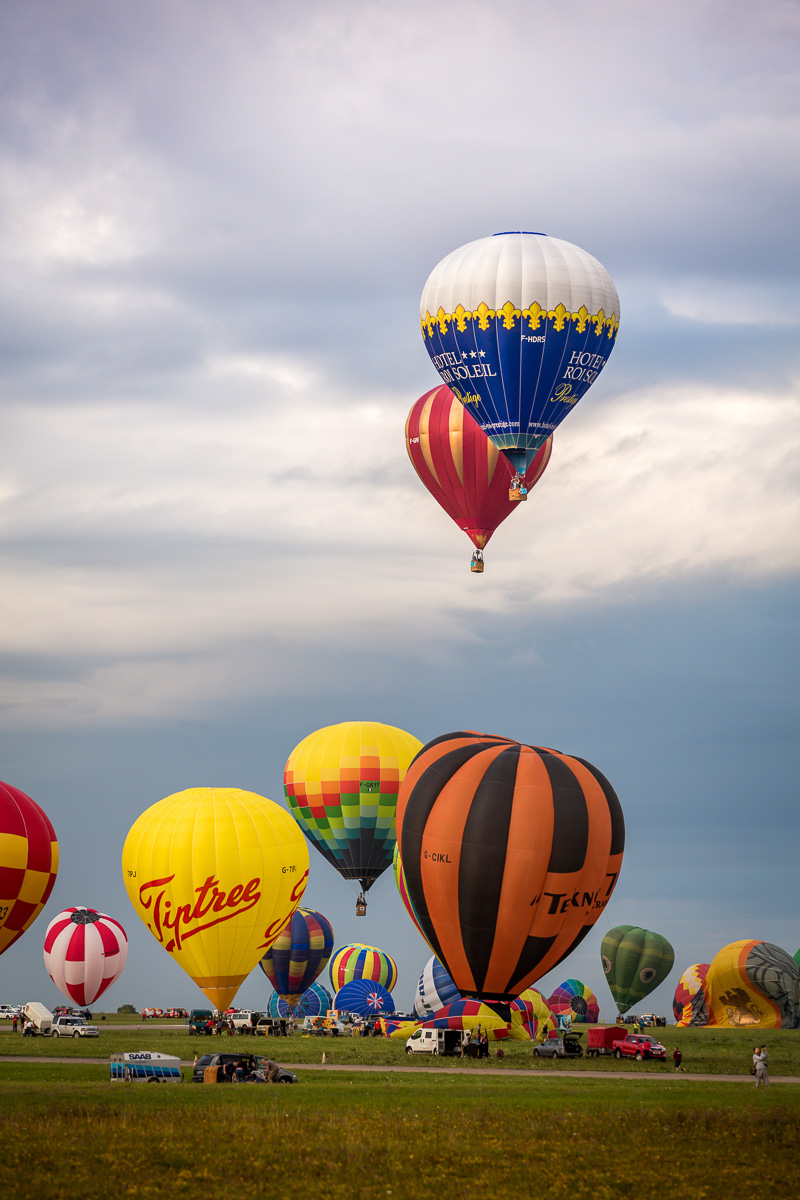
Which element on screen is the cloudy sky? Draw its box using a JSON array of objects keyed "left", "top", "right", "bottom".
[{"left": 1, "top": 0, "right": 798, "bottom": 1020}]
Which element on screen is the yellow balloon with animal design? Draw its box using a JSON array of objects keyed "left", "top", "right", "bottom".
[
  {"left": 705, "top": 939, "right": 800, "bottom": 1029},
  {"left": 122, "top": 787, "right": 309, "bottom": 1010}
]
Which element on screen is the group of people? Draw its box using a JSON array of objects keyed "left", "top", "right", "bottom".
[
  {"left": 221, "top": 1057, "right": 281, "bottom": 1083},
  {"left": 460, "top": 1028, "right": 490, "bottom": 1058}
]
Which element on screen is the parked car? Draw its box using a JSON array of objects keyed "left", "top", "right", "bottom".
[
  {"left": 0, "top": 1005, "right": 21, "bottom": 1019},
  {"left": 50, "top": 1014, "right": 99, "bottom": 1038},
  {"left": 533, "top": 1032, "right": 584, "bottom": 1059},
  {"left": 164, "top": 1008, "right": 188, "bottom": 1019},
  {"left": 191, "top": 1053, "right": 298, "bottom": 1083},
  {"left": 614, "top": 1033, "right": 667, "bottom": 1061},
  {"left": 228, "top": 1010, "right": 263, "bottom": 1032},
  {"left": 188, "top": 1008, "right": 215, "bottom": 1035}
]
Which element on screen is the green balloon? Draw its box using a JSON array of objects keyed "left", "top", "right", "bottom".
[{"left": 601, "top": 925, "right": 675, "bottom": 1014}]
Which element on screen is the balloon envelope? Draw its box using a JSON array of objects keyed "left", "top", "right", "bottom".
[
  {"left": 268, "top": 982, "right": 332, "bottom": 1019},
  {"left": 258, "top": 906, "right": 334, "bottom": 1006},
  {"left": 0, "top": 781, "right": 59, "bottom": 957},
  {"left": 405, "top": 385, "right": 552, "bottom": 550},
  {"left": 672, "top": 963, "right": 710, "bottom": 1027},
  {"left": 420, "top": 232, "right": 620, "bottom": 471},
  {"left": 547, "top": 978, "right": 599, "bottom": 1024},
  {"left": 43, "top": 907, "right": 127, "bottom": 1007},
  {"left": 414, "top": 955, "right": 461, "bottom": 1017},
  {"left": 333, "top": 979, "right": 395, "bottom": 1017},
  {"left": 393, "top": 842, "right": 428, "bottom": 946},
  {"left": 390, "top": 999, "right": 527, "bottom": 1042},
  {"left": 396, "top": 731, "right": 625, "bottom": 1002},
  {"left": 285, "top": 721, "right": 422, "bottom": 895},
  {"left": 512, "top": 988, "right": 555, "bottom": 1042},
  {"left": 601, "top": 925, "right": 675, "bottom": 1014},
  {"left": 122, "top": 787, "right": 309, "bottom": 1011},
  {"left": 705, "top": 940, "right": 800, "bottom": 1029},
  {"left": 330, "top": 943, "right": 397, "bottom": 993}
]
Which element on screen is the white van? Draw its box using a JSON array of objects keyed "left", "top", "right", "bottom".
[{"left": 405, "top": 1027, "right": 462, "bottom": 1056}]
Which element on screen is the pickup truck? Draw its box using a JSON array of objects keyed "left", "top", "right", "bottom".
[{"left": 613, "top": 1033, "right": 667, "bottom": 1061}]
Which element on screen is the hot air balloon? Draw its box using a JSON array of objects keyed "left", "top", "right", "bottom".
[
  {"left": 330, "top": 943, "right": 397, "bottom": 993},
  {"left": 547, "top": 979, "right": 600, "bottom": 1025},
  {"left": 268, "top": 982, "right": 333, "bottom": 1019},
  {"left": 284, "top": 721, "right": 423, "bottom": 914},
  {"left": 414, "top": 955, "right": 461, "bottom": 1017},
  {"left": 43, "top": 907, "right": 127, "bottom": 1007},
  {"left": 420, "top": 231, "right": 620, "bottom": 493},
  {"left": 393, "top": 842, "right": 428, "bottom": 946},
  {"left": 258, "top": 906, "right": 334, "bottom": 1006},
  {"left": 389, "top": 999, "right": 527, "bottom": 1041},
  {"left": 0, "top": 782, "right": 59, "bottom": 957},
  {"left": 672, "top": 963, "right": 710, "bottom": 1027},
  {"left": 704, "top": 940, "right": 800, "bottom": 1029},
  {"left": 601, "top": 925, "right": 675, "bottom": 1014},
  {"left": 396, "top": 731, "right": 624, "bottom": 1003},
  {"left": 405, "top": 385, "right": 553, "bottom": 571},
  {"left": 122, "top": 787, "right": 309, "bottom": 1011},
  {"left": 511, "top": 988, "right": 555, "bottom": 1042},
  {"left": 333, "top": 979, "right": 395, "bottom": 1017}
]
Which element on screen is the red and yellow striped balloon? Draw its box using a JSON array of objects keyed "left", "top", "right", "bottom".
[
  {"left": 396, "top": 732, "right": 625, "bottom": 1002},
  {"left": 0, "top": 782, "right": 59, "bottom": 957}
]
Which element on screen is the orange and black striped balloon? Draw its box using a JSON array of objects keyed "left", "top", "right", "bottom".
[
  {"left": 396, "top": 732, "right": 625, "bottom": 1003},
  {"left": 405, "top": 386, "right": 552, "bottom": 551}
]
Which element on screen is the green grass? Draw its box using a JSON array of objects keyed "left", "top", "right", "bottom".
[
  {"left": 2, "top": 1024, "right": 798, "bottom": 1075},
  {"left": 0, "top": 1073, "right": 797, "bottom": 1200}
]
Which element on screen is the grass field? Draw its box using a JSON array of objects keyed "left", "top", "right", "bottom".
[
  {"left": 2, "top": 1024, "right": 799, "bottom": 1075},
  {"left": 0, "top": 1068, "right": 797, "bottom": 1200}
]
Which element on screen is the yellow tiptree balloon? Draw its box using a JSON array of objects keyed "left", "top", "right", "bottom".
[{"left": 122, "top": 787, "right": 309, "bottom": 1011}]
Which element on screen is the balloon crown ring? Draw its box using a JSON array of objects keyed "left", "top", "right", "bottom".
[{"left": 70, "top": 909, "right": 101, "bottom": 925}]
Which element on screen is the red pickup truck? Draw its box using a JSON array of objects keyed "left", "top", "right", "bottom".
[{"left": 613, "top": 1033, "right": 667, "bottom": 1061}]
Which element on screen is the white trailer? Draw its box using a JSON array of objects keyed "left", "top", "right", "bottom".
[
  {"left": 110, "top": 1052, "right": 182, "bottom": 1082},
  {"left": 23, "top": 1002, "right": 53, "bottom": 1035}
]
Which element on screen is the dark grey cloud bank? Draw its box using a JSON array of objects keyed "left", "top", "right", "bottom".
[{"left": 1, "top": 0, "right": 798, "bottom": 1017}]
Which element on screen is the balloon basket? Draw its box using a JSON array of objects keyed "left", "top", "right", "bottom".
[
  {"left": 509, "top": 475, "right": 528, "bottom": 502},
  {"left": 470, "top": 550, "right": 485, "bottom": 573},
  {"left": 355, "top": 894, "right": 367, "bottom": 917}
]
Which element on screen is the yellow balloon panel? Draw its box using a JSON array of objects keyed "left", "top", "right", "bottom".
[
  {"left": 706, "top": 939, "right": 800, "bottom": 1030},
  {"left": 122, "top": 788, "right": 309, "bottom": 1010}
]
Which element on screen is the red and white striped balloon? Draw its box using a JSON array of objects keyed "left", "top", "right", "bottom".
[{"left": 43, "top": 907, "right": 128, "bottom": 1007}]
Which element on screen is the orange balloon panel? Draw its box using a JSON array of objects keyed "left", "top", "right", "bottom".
[{"left": 122, "top": 787, "right": 309, "bottom": 1010}]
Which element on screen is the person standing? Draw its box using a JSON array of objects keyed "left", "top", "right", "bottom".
[
  {"left": 672, "top": 1047, "right": 683, "bottom": 1071},
  {"left": 12, "top": 1015, "right": 17, "bottom": 1033},
  {"left": 753, "top": 1045, "right": 769, "bottom": 1090}
]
